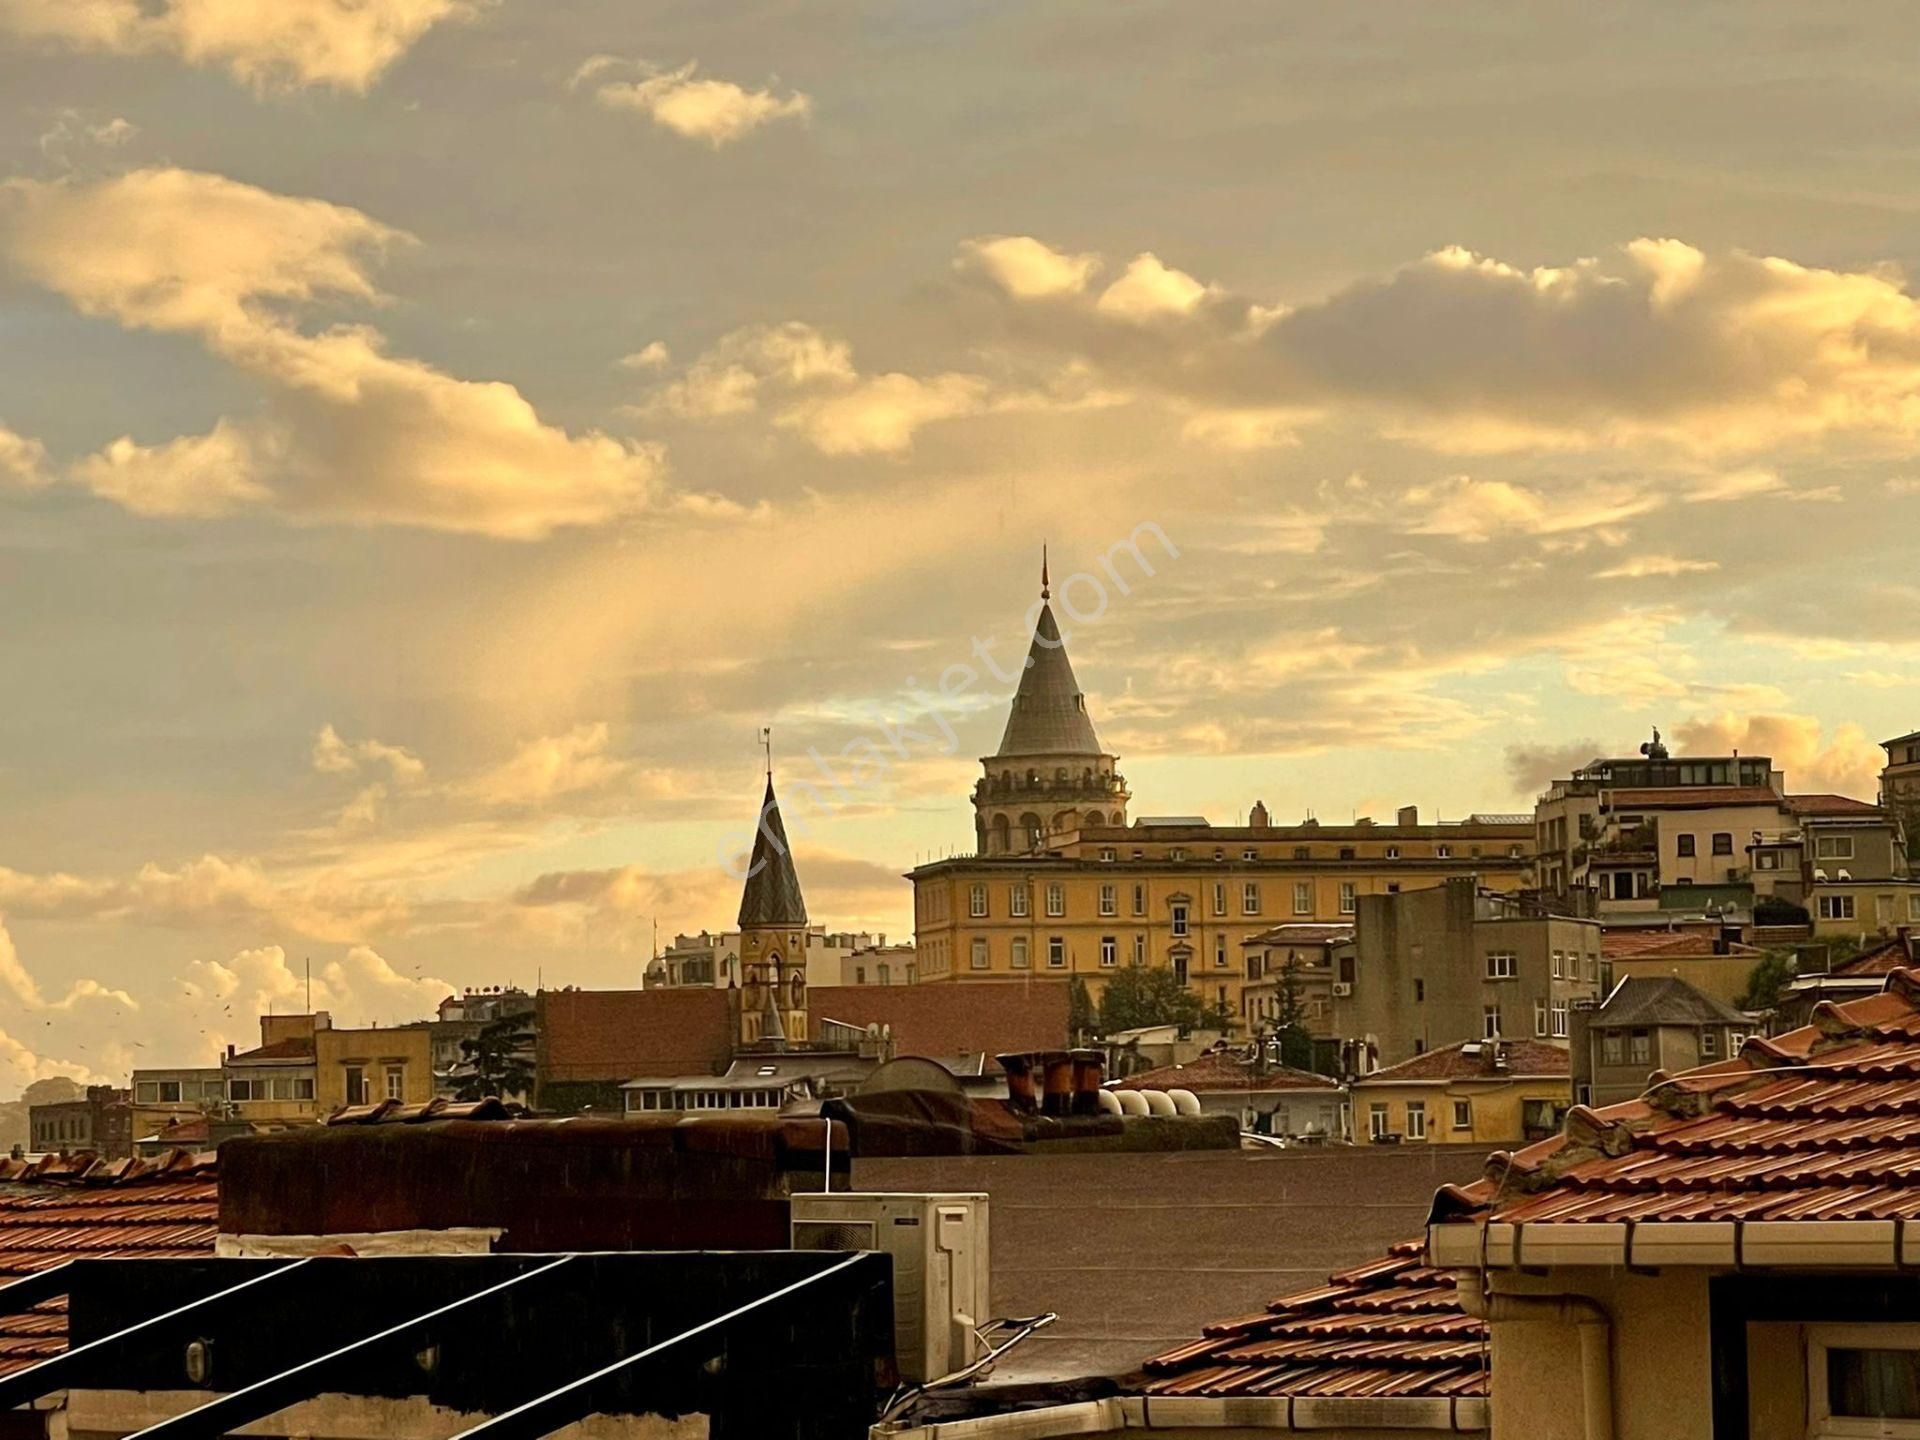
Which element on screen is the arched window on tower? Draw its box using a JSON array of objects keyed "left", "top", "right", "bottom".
[
  {"left": 991, "top": 814, "right": 1011, "bottom": 854},
  {"left": 1020, "top": 812, "right": 1043, "bottom": 850}
]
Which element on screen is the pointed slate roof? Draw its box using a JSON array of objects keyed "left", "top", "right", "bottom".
[
  {"left": 737, "top": 777, "right": 808, "bottom": 927},
  {"left": 995, "top": 601, "right": 1106, "bottom": 757}
]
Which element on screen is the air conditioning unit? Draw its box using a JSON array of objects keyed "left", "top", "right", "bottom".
[
  {"left": 792, "top": 1191, "right": 989, "bottom": 1384},
  {"left": 1331, "top": 982, "right": 1353, "bottom": 997}
]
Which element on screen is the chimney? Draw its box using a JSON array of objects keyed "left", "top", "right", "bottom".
[
  {"left": 998, "top": 1053, "right": 1037, "bottom": 1113},
  {"left": 1397, "top": 805, "right": 1419, "bottom": 827}
]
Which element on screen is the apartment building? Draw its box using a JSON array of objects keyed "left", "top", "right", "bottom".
[
  {"left": 1337, "top": 878, "right": 1602, "bottom": 1068},
  {"left": 220, "top": 1011, "right": 434, "bottom": 1123}
]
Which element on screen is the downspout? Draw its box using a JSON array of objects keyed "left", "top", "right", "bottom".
[{"left": 1457, "top": 1268, "right": 1614, "bottom": 1440}]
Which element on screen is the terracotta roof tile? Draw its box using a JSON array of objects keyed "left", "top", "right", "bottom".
[
  {"left": 0, "top": 1150, "right": 217, "bottom": 1378},
  {"left": 1356, "top": 1039, "right": 1570, "bottom": 1085},
  {"left": 1604, "top": 786, "right": 1782, "bottom": 809},
  {"left": 1141, "top": 1239, "right": 1484, "bottom": 1399},
  {"left": 1433, "top": 970, "right": 1920, "bottom": 1230},
  {"left": 1787, "top": 793, "right": 1887, "bottom": 817},
  {"left": 537, "top": 988, "right": 735, "bottom": 1082},
  {"left": 1112, "top": 1050, "right": 1337, "bottom": 1093},
  {"left": 1602, "top": 929, "right": 1756, "bottom": 961}
]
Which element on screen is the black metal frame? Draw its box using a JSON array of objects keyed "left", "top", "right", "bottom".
[{"left": 1, "top": 1251, "right": 892, "bottom": 1440}]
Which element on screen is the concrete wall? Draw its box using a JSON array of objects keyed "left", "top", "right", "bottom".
[
  {"left": 1609, "top": 952, "right": 1756, "bottom": 1005},
  {"left": 1488, "top": 1266, "right": 1714, "bottom": 1440}
]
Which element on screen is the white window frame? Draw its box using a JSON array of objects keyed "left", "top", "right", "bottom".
[
  {"left": 1452, "top": 1098, "right": 1473, "bottom": 1130},
  {"left": 1099, "top": 883, "right": 1117, "bottom": 917},
  {"left": 1483, "top": 1004, "right": 1501, "bottom": 1039},
  {"left": 1099, "top": 848, "right": 1116, "bottom": 863},
  {"left": 1132, "top": 934, "right": 1147, "bottom": 965},
  {"left": 1243, "top": 882, "right": 1261, "bottom": 916},
  {"left": 1486, "top": 951, "right": 1516, "bottom": 980},
  {"left": 1045, "top": 883, "right": 1065, "bottom": 918},
  {"left": 1551, "top": 1001, "right": 1568, "bottom": 1039},
  {"left": 1293, "top": 881, "right": 1313, "bottom": 916},
  {"left": 970, "top": 938, "right": 989, "bottom": 971},
  {"left": 1405, "top": 1101, "right": 1426, "bottom": 1141},
  {"left": 969, "top": 884, "right": 987, "bottom": 918},
  {"left": 1048, "top": 936, "right": 1066, "bottom": 969},
  {"left": 1339, "top": 881, "right": 1356, "bottom": 915},
  {"left": 1816, "top": 835, "right": 1857, "bottom": 861},
  {"left": 1534, "top": 999, "right": 1548, "bottom": 1038},
  {"left": 1385, "top": 845, "right": 1400, "bottom": 860},
  {"left": 1215, "top": 933, "right": 1228, "bottom": 968},
  {"left": 1436, "top": 844, "right": 1452, "bottom": 859},
  {"left": 1368, "top": 1103, "right": 1389, "bottom": 1140},
  {"left": 1132, "top": 883, "right": 1148, "bottom": 917},
  {"left": 1806, "top": 1323, "right": 1920, "bottom": 1439},
  {"left": 385, "top": 1065, "right": 405, "bottom": 1102},
  {"left": 1242, "top": 848, "right": 1258, "bottom": 861},
  {"left": 1100, "top": 936, "right": 1117, "bottom": 968},
  {"left": 1212, "top": 882, "right": 1227, "bottom": 917},
  {"left": 1010, "top": 936, "right": 1029, "bottom": 969},
  {"left": 1820, "top": 894, "right": 1858, "bottom": 921},
  {"left": 1170, "top": 903, "right": 1190, "bottom": 938},
  {"left": 1010, "top": 884, "right": 1030, "bottom": 918}
]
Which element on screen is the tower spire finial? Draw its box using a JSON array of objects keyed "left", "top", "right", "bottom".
[
  {"left": 1041, "top": 543, "right": 1050, "bottom": 601},
  {"left": 760, "top": 725, "right": 772, "bottom": 781}
]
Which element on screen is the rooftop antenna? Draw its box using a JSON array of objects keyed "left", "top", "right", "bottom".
[
  {"left": 1041, "top": 544, "right": 1050, "bottom": 601},
  {"left": 304, "top": 957, "right": 311, "bottom": 1015},
  {"left": 761, "top": 724, "right": 773, "bottom": 782}
]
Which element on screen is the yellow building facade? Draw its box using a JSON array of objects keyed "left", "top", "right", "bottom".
[
  {"left": 1350, "top": 1038, "right": 1571, "bottom": 1146},
  {"left": 225, "top": 1012, "right": 434, "bottom": 1123},
  {"left": 910, "top": 574, "right": 1535, "bottom": 1025}
]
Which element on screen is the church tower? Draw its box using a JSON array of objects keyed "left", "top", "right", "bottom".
[
  {"left": 974, "top": 552, "right": 1129, "bottom": 854},
  {"left": 736, "top": 768, "right": 809, "bottom": 1048}
]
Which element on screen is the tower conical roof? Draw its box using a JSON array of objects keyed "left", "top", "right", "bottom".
[
  {"left": 995, "top": 600, "right": 1105, "bottom": 757},
  {"left": 738, "top": 777, "right": 808, "bottom": 927}
]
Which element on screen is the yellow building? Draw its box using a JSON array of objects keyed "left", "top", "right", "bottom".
[
  {"left": 1349, "top": 1037, "right": 1570, "bottom": 1146},
  {"left": 224, "top": 1011, "right": 434, "bottom": 1123},
  {"left": 910, "top": 571, "right": 1535, "bottom": 1024}
]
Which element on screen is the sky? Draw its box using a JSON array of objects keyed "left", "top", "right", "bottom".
[{"left": 4, "top": 2, "right": 1920, "bottom": 1096}]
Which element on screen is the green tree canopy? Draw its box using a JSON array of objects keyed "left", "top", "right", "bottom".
[
  {"left": 454, "top": 1014, "right": 536, "bottom": 1102},
  {"left": 1096, "top": 965, "right": 1208, "bottom": 1033},
  {"left": 1736, "top": 950, "right": 1797, "bottom": 1014}
]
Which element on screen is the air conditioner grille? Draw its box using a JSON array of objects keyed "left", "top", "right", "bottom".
[{"left": 792, "top": 1219, "right": 877, "bottom": 1252}]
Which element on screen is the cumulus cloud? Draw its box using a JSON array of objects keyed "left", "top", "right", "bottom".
[
  {"left": 1676, "top": 712, "right": 1885, "bottom": 798},
  {"left": 1505, "top": 740, "right": 1608, "bottom": 796},
  {"left": 0, "top": 423, "right": 47, "bottom": 488},
  {"left": 957, "top": 236, "right": 1100, "bottom": 299},
  {"left": 182, "top": 942, "right": 452, "bottom": 1045},
  {"left": 461, "top": 723, "right": 629, "bottom": 807},
  {"left": 1593, "top": 555, "right": 1721, "bottom": 580},
  {"left": 1399, "top": 476, "right": 1664, "bottom": 543},
  {"left": 648, "top": 321, "right": 990, "bottom": 454},
  {"left": 311, "top": 724, "right": 426, "bottom": 786},
  {"left": 0, "top": 915, "right": 138, "bottom": 1012},
  {"left": 0, "top": 0, "right": 478, "bottom": 92},
  {"left": 576, "top": 57, "right": 810, "bottom": 147},
  {"left": 0, "top": 168, "right": 663, "bottom": 538},
  {"left": 959, "top": 233, "right": 1920, "bottom": 454}
]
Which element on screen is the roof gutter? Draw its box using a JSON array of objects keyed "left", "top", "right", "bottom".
[
  {"left": 872, "top": 1393, "right": 1488, "bottom": 1438},
  {"left": 1455, "top": 1269, "right": 1611, "bottom": 1440},
  {"left": 1429, "top": 1217, "right": 1912, "bottom": 1272}
]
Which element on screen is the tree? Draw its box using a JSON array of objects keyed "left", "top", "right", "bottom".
[
  {"left": 1268, "top": 960, "right": 1316, "bottom": 1070},
  {"left": 454, "top": 1015, "right": 535, "bottom": 1102},
  {"left": 1066, "top": 977, "right": 1096, "bottom": 1043},
  {"left": 1096, "top": 966, "right": 1207, "bottom": 1034},
  {"left": 1736, "top": 950, "right": 1797, "bottom": 1015}
]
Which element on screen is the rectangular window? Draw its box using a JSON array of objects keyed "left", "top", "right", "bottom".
[
  {"left": 1170, "top": 848, "right": 1187, "bottom": 862},
  {"left": 1132, "top": 883, "right": 1147, "bottom": 916},
  {"left": 1170, "top": 903, "right": 1189, "bottom": 938},
  {"left": 1293, "top": 846, "right": 1310, "bottom": 860},
  {"left": 1385, "top": 845, "right": 1400, "bottom": 860},
  {"left": 134, "top": 1082, "right": 159, "bottom": 1104},
  {"left": 228, "top": 1079, "right": 258, "bottom": 1102},
  {"left": 345, "top": 1066, "right": 367, "bottom": 1106},
  {"left": 1212, "top": 882, "right": 1227, "bottom": 917},
  {"left": 1820, "top": 894, "right": 1858, "bottom": 920},
  {"left": 969, "top": 884, "right": 987, "bottom": 918},
  {"left": 1215, "top": 933, "right": 1228, "bottom": 968},
  {"left": 1368, "top": 1103, "right": 1389, "bottom": 1140},
  {"left": 1010, "top": 936, "right": 1029, "bottom": 969},
  {"left": 1100, "top": 936, "right": 1117, "bottom": 968},
  {"left": 1242, "top": 848, "right": 1258, "bottom": 861},
  {"left": 970, "top": 938, "right": 989, "bottom": 970},
  {"left": 1339, "top": 881, "right": 1356, "bottom": 915},
  {"left": 1045, "top": 882, "right": 1065, "bottom": 917},
  {"left": 1731, "top": 1030, "right": 1747, "bottom": 1052},
  {"left": 385, "top": 1066, "right": 405, "bottom": 1101},
  {"left": 1911, "top": 895, "right": 1920, "bottom": 922},
  {"left": 1486, "top": 951, "right": 1516, "bottom": 980},
  {"left": 1048, "top": 936, "right": 1066, "bottom": 969},
  {"left": 1452, "top": 1099, "right": 1473, "bottom": 1130},
  {"left": 1414, "top": 978, "right": 1425, "bottom": 1002},
  {"left": 1817, "top": 835, "right": 1857, "bottom": 860},
  {"left": 1436, "top": 844, "right": 1452, "bottom": 859},
  {"left": 1807, "top": 1326, "right": 1920, "bottom": 1437},
  {"left": 1242, "top": 882, "right": 1260, "bottom": 916},
  {"left": 1010, "top": 885, "right": 1029, "bottom": 918},
  {"left": 1293, "top": 881, "right": 1312, "bottom": 915},
  {"left": 1099, "top": 883, "right": 1117, "bottom": 916},
  {"left": 1132, "top": 934, "right": 1147, "bottom": 965},
  {"left": 1099, "top": 848, "right": 1116, "bottom": 862},
  {"left": 1628, "top": 1030, "right": 1651, "bottom": 1065},
  {"left": 1551, "top": 950, "right": 1564, "bottom": 979},
  {"left": 158, "top": 1081, "right": 182, "bottom": 1103},
  {"left": 1601, "top": 1032, "right": 1623, "bottom": 1064},
  {"left": 1712, "top": 832, "right": 1733, "bottom": 856},
  {"left": 1701, "top": 1029, "right": 1718, "bottom": 1057},
  {"left": 268, "top": 1077, "right": 293, "bottom": 1101},
  {"left": 1551, "top": 1001, "right": 1568, "bottom": 1038},
  {"left": 1534, "top": 999, "right": 1548, "bottom": 1038},
  {"left": 1676, "top": 833, "right": 1696, "bottom": 858},
  {"left": 1405, "top": 1101, "right": 1426, "bottom": 1141},
  {"left": 1483, "top": 1004, "right": 1501, "bottom": 1038}
]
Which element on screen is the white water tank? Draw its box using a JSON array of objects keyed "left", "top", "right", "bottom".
[{"left": 1167, "top": 1088, "right": 1201, "bottom": 1116}]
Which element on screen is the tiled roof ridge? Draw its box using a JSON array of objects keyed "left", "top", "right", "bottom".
[{"left": 0, "top": 1147, "right": 215, "bottom": 1186}]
